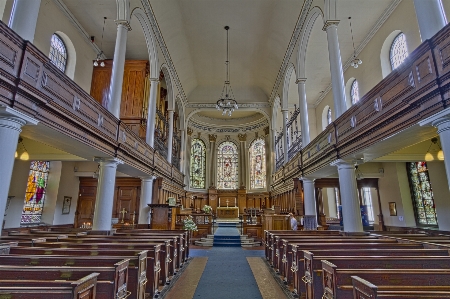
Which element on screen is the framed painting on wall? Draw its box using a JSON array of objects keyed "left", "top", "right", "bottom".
[{"left": 62, "top": 196, "right": 72, "bottom": 214}]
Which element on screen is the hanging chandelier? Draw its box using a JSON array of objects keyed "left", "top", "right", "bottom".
[
  {"left": 348, "top": 17, "right": 362, "bottom": 68},
  {"left": 93, "top": 17, "right": 107, "bottom": 67},
  {"left": 216, "top": 26, "right": 238, "bottom": 116}
]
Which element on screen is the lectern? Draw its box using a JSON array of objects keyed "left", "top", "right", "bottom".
[{"left": 148, "top": 204, "right": 174, "bottom": 229}]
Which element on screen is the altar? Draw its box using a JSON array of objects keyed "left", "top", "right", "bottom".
[{"left": 217, "top": 207, "right": 239, "bottom": 219}]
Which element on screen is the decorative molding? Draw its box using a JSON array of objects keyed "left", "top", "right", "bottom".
[
  {"left": 268, "top": 0, "right": 314, "bottom": 105},
  {"left": 238, "top": 133, "right": 247, "bottom": 141},
  {"left": 314, "top": 0, "right": 402, "bottom": 108},
  {"left": 140, "top": 0, "right": 187, "bottom": 104},
  {"left": 208, "top": 134, "right": 217, "bottom": 142},
  {"left": 264, "top": 126, "right": 270, "bottom": 136},
  {"left": 186, "top": 102, "right": 271, "bottom": 109},
  {"left": 187, "top": 127, "right": 193, "bottom": 135},
  {"left": 322, "top": 20, "right": 340, "bottom": 31},
  {"left": 188, "top": 117, "right": 269, "bottom": 134},
  {"left": 194, "top": 113, "right": 264, "bottom": 123},
  {"left": 52, "top": 0, "right": 105, "bottom": 58}
]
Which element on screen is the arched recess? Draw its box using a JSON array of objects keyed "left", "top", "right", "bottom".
[
  {"left": 380, "top": 30, "right": 402, "bottom": 78},
  {"left": 322, "top": 105, "right": 331, "bottom": 130},
  {"left": 160, "top": 64, "right": 175, "bottom": 111},
  {"left": 54, "top": 31, "right": 76, "bottom": 80},
  {"left": 131, "top": 8, "right": 159, "bottom": 79},
  {"left": 296, "top": 6, "right": 324, "bottom": 79},
  {"left": 281, "top": 63, "right": 296, "bottom": 111},
  {"left": 345, "top": 77, "right": 356, "bottom": 109}
]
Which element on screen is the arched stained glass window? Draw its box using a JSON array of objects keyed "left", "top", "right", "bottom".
[
  {"left": 390, "top": 33, "right": 408, "bottom": 70},
  {"left": 49, "top": 34, "right": 67, "bottom": 72},
  {"left": 190, "top": 139, "right": 206, "bottom": 189},
  {"left": 350, "top": 79, "right": 360, "bottom": 104},
  {"left": 250, "top": 139, "right": 266, "bottom": 189},
  {"left": 406, "top": 162, "right": 438, "bottom": 226},
  {"left": 217, "top": 141, "right": 239, "bottom": 189},
  {"left": 327, "top": 107, "right": 332, "bottom": 125},
  {"left": 21, "top": 161, "right": 50, "bottom": 225}
]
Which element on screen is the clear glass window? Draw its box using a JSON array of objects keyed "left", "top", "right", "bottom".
[
  {"left": 49, "top": 34, "right": 67, "bottom": 72},
  {"left": 390, "top": 33, "right": 408, "bottom": 70}
]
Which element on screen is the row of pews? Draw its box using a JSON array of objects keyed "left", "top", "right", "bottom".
[
  {"left": 0, "top": 227, "right": 190, "bottom": 298},
  {"left": 264, "top": 229, "right": 450, "bottom": 299}
]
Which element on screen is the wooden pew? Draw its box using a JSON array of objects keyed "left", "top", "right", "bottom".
[
  {"left": 304, "top": 254, "right": 450, "bottom": 299},
  {"left": 0, "top": 259, "right": 130, "bottom": 299},
  {"left": 351, "top": 276, "right": 450, "bottom": 299},
  {"left": 287, "top": 242, "right": 424, "bottom": 297},
  {"left": 7, "top": 246, "right": 160, "bottom": 298},
  {"left": 0, "top": 253, "right": 147, "bottom": 299},
  {"left": 322, "top": 261, "right": 450, "bottom": 299},
  {"left": 0, "top": 272, "right": 99, "bottom": 299}
]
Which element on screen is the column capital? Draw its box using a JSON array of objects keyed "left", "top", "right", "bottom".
[
  {"left": 93, "top": 157, "right": 124, "bottom": 167},
  {"left": 115, "top": 19, "right": 132, "bottom": 31},
  {"left": 149, "top": 78, "right": 160, "bottom": 83},
  {"left": 322, "top": 20, "right": 340, "bottom": 31},
  {"left": 209, "top": 134, "right": 217, "bottom": 142},
  {"left": 0, "top": 106, "right": 39, "bottom": 126},
  {"left": 187, "top": 127, "right": 193, "bottom": 136},
  {"left": 295, "top": 78, "right": 307, "bottom": 84},
  {"left": 238, "top": 133, "right": 247, "bottom": 142},
  {"left": 140, "top": 175, "right": 155, "bottom": 182},
  {"left": 330, "top": 159, "right": 355, "bottom": 170},
  {"left": 432, "top": 117, "right": 450, "bottom": 134},
  {"left": 264, "top": 126, "right": 270, "bottom": 136},
  {"left": 300, "top": 177, "right": 316, "bottom": 183}
]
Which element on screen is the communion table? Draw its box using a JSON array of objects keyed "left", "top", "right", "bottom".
[{"left": 217, "top": 207, "right": 239, "bottom": 219}]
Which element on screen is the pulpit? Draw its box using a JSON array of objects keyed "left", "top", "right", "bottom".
[{"left": 148, "top": 204, "right": 173, "bottom": 229}]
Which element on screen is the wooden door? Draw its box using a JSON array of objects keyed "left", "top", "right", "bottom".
[
  {"left": 75, "top": 184, "right": 96, "bottom": 228},
  {"left": 115, "top": 186, "right": 140, "bottom": 224}
]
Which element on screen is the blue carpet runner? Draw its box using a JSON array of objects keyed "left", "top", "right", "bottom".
[
  {"left": 213, "top": 222, "right": 240, "bottom": 247},
  {"left": 190, "top": 247, "right": 264, "bottom": 298}
]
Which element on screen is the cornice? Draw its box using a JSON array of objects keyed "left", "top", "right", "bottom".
[
  {"left": 268, "top": 0, "right": 314, "bottom": 105},
  {"left": 140, "top": 0, "right": 187, "bottom": 104},
  {"left": 193, "top": 113, "right": 264, "bottom": 123},
  {"left": 314, "top": 0, "right": 402, "bottom": 108},
  {"left": 52, "top": 0, "right": 106, "bottom": 58},
  {"left": 188, "top": 117, "right": 269, "bottom": 134},
  {"left": 186, "top": 102, "right": 271, "bottom": 109}
]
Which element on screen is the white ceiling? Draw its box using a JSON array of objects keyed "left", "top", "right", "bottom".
[{"left": 63, "top": 0, "right": 395, "bottom": 107}]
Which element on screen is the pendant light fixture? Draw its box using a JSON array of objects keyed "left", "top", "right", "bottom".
[
  {"left": 216, "top": 26, "right": 238, "bottom": 116},
  {"left": 425, "top": 137, "right": 444, "bottom": 161},
  {"left": 93, "top": 17, "right": 107, "bottom": 67},
  {"left": 348, "top": 17, "right": 362, "bottom": 68},
  {"left": 16, "top": 137, "right": 29, "bottom": 161}
]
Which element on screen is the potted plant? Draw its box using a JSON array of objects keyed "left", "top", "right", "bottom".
[
  {"left": 202, "top": 205, "right": 212, "bottom": 214},
  {"left": 183, "top": 215, "right": 198, "bottom": 244}
]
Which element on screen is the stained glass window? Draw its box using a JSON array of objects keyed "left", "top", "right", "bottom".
[
  {"left": 249, "top": 139, "right": 266, "bottom": 189},
  {"left": 350, "top": 79, "right": 360, "bottom": 105},
  {"left": 49, "top": 34, "right": 67, "bottom": 72},
  {"left": 21, "top": 161, "right": 50, "bottom": 225},
  {"left": 390, "top": 33, "right": 408, "bottom": 70},
  {"left": 190, "top": 138, "right": 206, "bottom": 189},
  {"left": 406, "top": 162, "right": 438, "bottom": 226},
  {"left": 217, "top": 141, "right": 238, "bottom": 189}
]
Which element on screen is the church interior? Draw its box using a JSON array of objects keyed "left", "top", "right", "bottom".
[{"left": 2, "top": 0, "right": 450, "bottom": 298}]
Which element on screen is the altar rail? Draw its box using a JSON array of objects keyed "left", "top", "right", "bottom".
[
  {"left": 0, "top": 21, "right": 184, "bottom": 186},
  {"left": 273, "top": 23, "right": 450, "bottom": 187}
]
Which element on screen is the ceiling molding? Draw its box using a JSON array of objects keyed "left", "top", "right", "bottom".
[
  {"left": 268, "top": 0, "right": 314, "bottom": 106},
  {"left": 186, "top": 102, "right": 271, "bottom": 109},
  {"left": 194, "top": 113, "right": 264, "bottom": 123},
  {"left": 140, "top": 0, "right": 187, "bottom": 105},
  {"left": 188, "top": 117, "right": 269, "bottom": 134},
  {"left": 53, "top": 0, "right": 105, "bottom": 58},
  {"left": 313, "top": 0, "right": 402, "bottom": 108}
]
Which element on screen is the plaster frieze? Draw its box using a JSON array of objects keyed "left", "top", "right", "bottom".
[
  {"left": 186, "top": 103, "right": 271, "bottom": 109},
  {"left": 188, "top": 117, "right": 269, "bottom": 134}
]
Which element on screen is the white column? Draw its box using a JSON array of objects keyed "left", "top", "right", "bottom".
[
  {"left": 0, "top": 107, "right": 38, "bottom": 229},
  {"left": 179, "top": 129, "right": 186, "bottom": 172},
  {"left": 413, "top": 0, "right": 447, "bottom": 41},
  {"left": 138, "top": 176, "right": 154, "bottom": 224},
  {"left": 184, "top": 128, "right": 193, "bottom": 187},
  {"left": 302, "top": 178, "right": 317, "bottom": 230},
  {"left": 282, "top": 110, "right": 289, "bottom": 164},
  {"left": 323, "top": 21, "right": 347, "bottom": 118},
  {"left": 432, "top": 117, "right": 450, "bottom": 189},
  {"left": 209, "top": 135, "right": 217, "bottom": 188},
  {"left": 331, "top": 159, "right": 363, "bottom": 233},
  {"left": 296, "top": 78, "right": 310, "bottom": 146},
  {"left": 146, "top": 79, "right": 159, "bottom": 147},
  {"left": 167, "top": 110, "right": 174, "bottom": 163},
  {"left": 92, "top": 158, "right": 122, "bottom": 231},
  {"left": 8, "top": 0, "right": 41, "bottom": 42},
  {"left": 108, "top": 20, "right": 130, "bottom": 118}
]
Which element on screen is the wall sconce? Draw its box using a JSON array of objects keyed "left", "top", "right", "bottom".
[
  {"left": 425, "top": 137, "right": 444, "bottom": 161},
  {"left": 16, "top": 137, "right": 29, "bottom": 161}
]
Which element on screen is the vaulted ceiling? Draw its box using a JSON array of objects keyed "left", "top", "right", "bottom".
[{"left": 64, "top": 0, "right": 397, "bottom": 109}]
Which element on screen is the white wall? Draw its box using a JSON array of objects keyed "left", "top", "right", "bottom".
[
  {"left": 53, "top": 161, "right": 80, "bottom": 225},
  {"left": 378, "top": 162, "right": 416, "bottom": 227}
]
